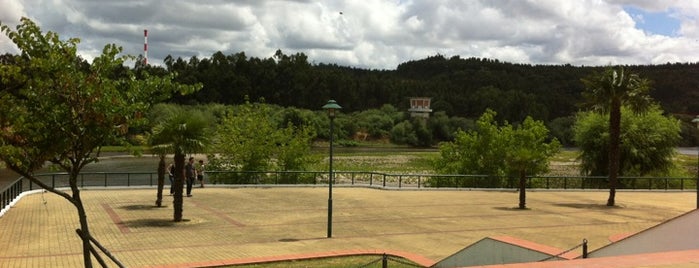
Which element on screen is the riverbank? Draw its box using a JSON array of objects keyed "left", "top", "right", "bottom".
[{"left": 2, "top": 147, "right": 697, "bottom": 190}]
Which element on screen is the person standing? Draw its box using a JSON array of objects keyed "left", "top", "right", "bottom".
[
  {"left": 168, "top": 162, "right": 175, "bottom": 195},
  {"left": 185, "top": 157, "right": 196, "bottom": 197},
  {"left": 196, "top": 159, "right": 205, "bottom": 188}
]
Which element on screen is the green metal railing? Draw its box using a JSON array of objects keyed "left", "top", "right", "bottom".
[{"left": 1, "top": 171, "right": 696, "bottom": 216}]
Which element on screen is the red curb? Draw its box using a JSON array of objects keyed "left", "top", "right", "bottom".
[
  {"left": 141, "top": 249, "right": 436, "bottom": 268},
  {"left": 190, "top": 199, "right": 246, "bottom": 227},
  {"left": 102, "top": 203, "right": 130, "bottom": 234},
  {"left": 608, "top": 232, "right": 635, "bottom": 242}
]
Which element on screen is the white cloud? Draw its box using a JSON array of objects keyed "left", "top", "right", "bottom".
[
  {"left": 0, "top": 0, "right": 27, "bottom": 54},
  {"left": 0, "top": 0, "right": 698, "bottom": 69}
]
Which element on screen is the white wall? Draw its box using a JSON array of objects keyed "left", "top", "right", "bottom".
[
  {"left": 433, "top": 237, "right": 562, "bottom": 267},
  {"left": 589, "top": 209, "right": 699, "bottom": 258}
]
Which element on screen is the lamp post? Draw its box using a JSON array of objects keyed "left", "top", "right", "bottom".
[
  {"left": 322, "top": 100, "right": 342, "bottom": 238},
  {"left": 692, "top": 116, "right": 699, "bottom": 209}
]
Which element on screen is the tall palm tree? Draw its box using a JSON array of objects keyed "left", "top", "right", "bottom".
[
  {"left": 150, "top": 111, "right": 209, "bottom": 221},
  {"left": 581, "top": 66, "right": 652, "bottom": 206}
]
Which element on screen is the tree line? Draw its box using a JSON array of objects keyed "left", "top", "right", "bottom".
[
  {"left": 128, "top": 50, "right": 699, "bottom": 146},
  {"left": 5, "top": 43, "right": 699, "bottom": 146},
  {"left": 146, "top": 51, "right": 699, "bottom": 118}
]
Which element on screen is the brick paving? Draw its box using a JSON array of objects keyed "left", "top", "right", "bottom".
[{"left": 0, "top": 187, "right": 695, "bottom": 267}]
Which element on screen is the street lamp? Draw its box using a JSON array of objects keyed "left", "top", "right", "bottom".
[
  {"left": 322, "top": 100, "right": 342, "bottom": 238},
  {"left": 692, "top": 115, "right": 699, "bottom": 209}
]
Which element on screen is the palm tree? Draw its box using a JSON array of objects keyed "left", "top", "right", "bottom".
[
  {"left": 505, "top": 118, "right": 560, "bottom": 209},
  {"left": 581, "top": 67, "right": 652, "bottom": 206},
  {"left": 150, "top": 111, "right": 209, "bottom": 221},
  {"left": 150, "top": 142, "right": 169, "bottom": 207}
]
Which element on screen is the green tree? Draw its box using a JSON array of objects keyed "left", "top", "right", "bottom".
[
  {"left": 211, "top": 102, "right": 277, "bottom": 175},
  {"left": 147, "top": 103, "right": 182, "bottom": 128},
  {"left": 390, "top": 120, "right": 418, "bottom": 145},
  {"left": 434, "top": 110, "right": 508, "bottom": 182},
  {"left": 547, "top": 116, "right": 576, "bottom": 146},
  {"left": 581, "top": 66, "right": 653, "bottom": 206},
  {"left": 209, "top": 101, "right": 317, "bottom": 183},
  {"left": 149, "top": 111, "right": 209, "bottom": 221},
  {"left": 434, "top": 109, "right": 559, "bottom": 208},
  {"left": 390, "top": 117, "right": 434, "bottom": 147},
  {"left": 275, "top": 123, "right": 318, "bottom": 183},
  {"left": 355, "top": 104, "right": 402, "bottom": 139},
  {"left": 413, "top": 117, "right": 434, "bottom": 147},
  {"left": 0, "top": 18, "right": 198, "bottom": 267},
  {"left": 428, "top": 111, "right": 454, "bottom": 142},
  {"left": 574, "top": 105, "right": 680, "bottom": 178},
  {"left": 502, "top": 117, "right": 560, "bottom": 209}
]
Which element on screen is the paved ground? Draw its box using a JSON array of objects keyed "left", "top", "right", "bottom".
[{"left": 0, "top": 186, "right": 695, "bottom": 267}]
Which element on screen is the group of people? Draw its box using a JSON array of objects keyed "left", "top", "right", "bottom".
[{"left": 168, "top": 157, "right": 205, "bottom": 197}]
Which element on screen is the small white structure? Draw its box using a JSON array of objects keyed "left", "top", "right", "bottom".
[{"left": 408, "top": 97, "right": 432, "bottom": 118}]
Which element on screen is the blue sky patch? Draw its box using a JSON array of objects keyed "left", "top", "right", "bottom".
[{"left": 624, "top": 6, "right": 681, "bottom": 37}]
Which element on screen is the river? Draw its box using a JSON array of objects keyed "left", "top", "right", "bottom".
[{"left": 0, "top": 155, "right": 162, "bottom": 189}]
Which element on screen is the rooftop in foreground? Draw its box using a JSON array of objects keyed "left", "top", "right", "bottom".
[{"left": 0, "top": 187, "right": 695, "bottom": 267}]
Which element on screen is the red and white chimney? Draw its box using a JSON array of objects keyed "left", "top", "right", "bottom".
[{"left": 143, "top": 29, "right": 148, "bottom": 65}]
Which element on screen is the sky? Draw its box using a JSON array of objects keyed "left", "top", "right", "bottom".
[{"left": 1, "top": 0, "right": 698, "bottom": 70}]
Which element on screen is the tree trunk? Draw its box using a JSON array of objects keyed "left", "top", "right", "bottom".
[
  {"left": 76, "top": 198, "right": 93, "bottom": 268},
  {"left": 155, "top": 155, "right": 165, "bottom": 207},
  {"left": 607, "top": 98, "right": 621, "bottom": 206},
  {"left": 173, "top": 153, "right": 185, "bottom": 221},
  {"left": 70, "top": 170, "right": 93, "bottom": 268},
  {"left": 518, "top": 170, "right": 527, "bottom": 209}
]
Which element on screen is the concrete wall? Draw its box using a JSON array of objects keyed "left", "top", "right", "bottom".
[
  {"left": 589, "top": 209, "right": 699, "bottom": 258},
  {"left": 433, "top": 237, "right": 562, "bottom": 267}
]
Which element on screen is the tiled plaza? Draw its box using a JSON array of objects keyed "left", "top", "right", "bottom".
[{"left": 0, "top": 187, "right": 694, "bottom": 267}]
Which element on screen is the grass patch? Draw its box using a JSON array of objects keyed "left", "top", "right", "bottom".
[
  {"left": 550, "top": 149, "right": 580, "bottom": 162},
  {"left": 225, "top": 255, "right": 421, "bottom": 268},
  {"left": 311, "top": 151, "right": 438, "bottom": 173},
  {"left": 94, "top": 145, "right": 697, "bottom": 177},
  {"left": 99, "top": 145, "right": 150, "bottom": 153},
  {"left": 673, "top": 153, "right": 698, "bottom": 177}
]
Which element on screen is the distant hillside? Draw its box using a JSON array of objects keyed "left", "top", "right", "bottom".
[
  {"left": 149, "top": 51, "right": 699, "bottom": 122},
  {"left": 395, "top": 55, "right": 699, "bottom": 120}
]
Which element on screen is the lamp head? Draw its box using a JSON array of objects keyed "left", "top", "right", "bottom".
[
  {"left": 692, "top": 115, "right": 699, "bottom": 129},
  {"left": 322, "top": 100, "right": 342, "bottom": 118}
]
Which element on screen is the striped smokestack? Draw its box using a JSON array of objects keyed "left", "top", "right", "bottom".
[{"left": 144, "top": 29, "right": 148, "bottom": 65}]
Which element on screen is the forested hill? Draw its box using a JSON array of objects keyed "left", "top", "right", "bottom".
[{"left": 154, "top": 51, "right": 698, "bottom": 123}]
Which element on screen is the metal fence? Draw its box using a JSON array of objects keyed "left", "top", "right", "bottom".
[
  {"left": 1, "top": 171, "right": 696, "bottom": 215},
  {"left": 1, "top": 178, "right": 23, "bottom": 214}
]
